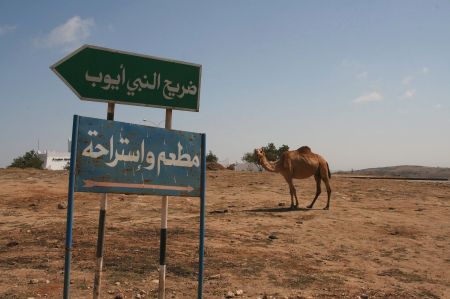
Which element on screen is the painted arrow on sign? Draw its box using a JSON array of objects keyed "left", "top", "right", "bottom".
[
  {"left": 83, "top": 180, "right": 194, "bottom": 192},
  {"left": 51, "top": 44, "right": 201, "bottom": 112}
]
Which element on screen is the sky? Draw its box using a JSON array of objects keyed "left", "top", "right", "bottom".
[{"left": 0, "top": 1, "right": 449, "bottom": 170}]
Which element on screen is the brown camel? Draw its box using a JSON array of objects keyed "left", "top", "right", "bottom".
[{"left": 255, "top": 146, "right": 332, "bottom": 210}]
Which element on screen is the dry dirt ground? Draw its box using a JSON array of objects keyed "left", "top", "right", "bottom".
[{"left": 0, "top": 168, "right": 449, "bottom": 299}]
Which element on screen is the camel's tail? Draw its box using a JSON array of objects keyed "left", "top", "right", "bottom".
[{"left": 327, "top": 162, "right": 331, "bottom": 179}]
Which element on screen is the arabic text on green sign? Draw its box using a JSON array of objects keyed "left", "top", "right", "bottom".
[{"left": 51, "top": 45, "right": 201, "bottom": 112}]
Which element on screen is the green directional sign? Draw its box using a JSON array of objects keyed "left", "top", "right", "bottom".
[{"left": 51, "top": 45, "right": 201, "bottom": 112}]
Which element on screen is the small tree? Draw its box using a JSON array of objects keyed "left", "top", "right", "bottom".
[
  {"left": 277, "top": 144, "right": 290, "bottom": 157},
  {"left": 206, "top": 151, "right": 218, "bottom": 163},
  {"left": 262, "top": 142, "right": 278, "bottom": 161},
  {"left": 9, "top": 150, "right": 43, "bottom": 169},
  {"left": 242, "top": 152, "right": 259, "bottom": 164},
  {"left": 242, "top": 143, "right": 290, "bottom": 167}
]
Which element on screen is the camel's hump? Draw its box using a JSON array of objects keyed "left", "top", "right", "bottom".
[{"left": 297, "top": 146, "right": 312, "bottom": 153}]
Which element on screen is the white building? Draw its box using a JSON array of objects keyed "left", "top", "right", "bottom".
[
  {"left": 37, "top": 140, "right": 71, "bottom": 170},
  {"left": 38, "top": 151, "right": 71, "bottom": 170},
  {"left": 234, "top": 162, "right": 262, "bottom": 172}
]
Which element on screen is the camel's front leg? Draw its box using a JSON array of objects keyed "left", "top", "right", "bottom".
[
  {"left": 287, "top": 180, "right": 297, "bottom": 209},
  {"left": 289, "top": 186, "right": 295, "bottom": 209},
  {"left": 292, "top": 185, "right": 299, "bottom": 208}
]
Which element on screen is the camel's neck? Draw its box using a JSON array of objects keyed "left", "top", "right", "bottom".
[{"left": 258, "top": 155, "right": 279, "bottom": 173}]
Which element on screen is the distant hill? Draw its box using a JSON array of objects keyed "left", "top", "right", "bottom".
[{"left": 338, "top": 165, "right": 450, "bottom": 180}]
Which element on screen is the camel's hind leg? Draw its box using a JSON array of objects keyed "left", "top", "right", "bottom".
[
  {"left": 321, "top": 173, "right": 332, "bottom": 210},
  {"left": 307, "top": 173, "right": 321, "bottom": 209}
]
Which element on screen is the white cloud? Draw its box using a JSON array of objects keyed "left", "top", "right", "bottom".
[
  {"left": 432, "top": 104, "right": 441, "bottom": 109},
  {"left": 401, "top": 89, "right": 416, "bottom": 100},
  {"left": 341, "top": 58, "right": 364, "bottom": 70},
  {"left": 356, "top": 71, "right": 368, "bottom": 80},
  {"left": 34, "top": 16, "right": 94, "bottom": 48},
  {"left": 0, "top": 25, "right": 17, "bottom": 36},
  {"left": 353, "top": 91, "right": 384, "bottom": 104},
  {"left": 402, "top": 67, "right": 429, "bottom": 85},
  {"left": 402, "top": 75, "right": 414, "bottom": 85}
]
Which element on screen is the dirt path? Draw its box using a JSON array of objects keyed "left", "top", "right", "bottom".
[{"left": 0, "top": 168, "right": 449, "bottom": 298}]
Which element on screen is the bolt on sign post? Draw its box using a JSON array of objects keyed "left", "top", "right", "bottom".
[{"left": 51, "top": 45, "right": 204, "bottom": 299}]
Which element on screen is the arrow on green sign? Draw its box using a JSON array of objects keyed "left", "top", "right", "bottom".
[{"left": 51, "top": 44, "right": 201, "bottom": 112}]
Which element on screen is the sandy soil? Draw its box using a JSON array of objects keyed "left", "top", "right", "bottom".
[{"left": 0, "top": 168, "right": 449, "bottom": 299}]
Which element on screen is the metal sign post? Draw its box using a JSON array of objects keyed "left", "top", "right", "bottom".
[
  {"left": 53, "top": 44, "right": 204, "bottom": 299},
  {"left": 198, "top": 133, "right": 206, "bottom": 298},
  {"left": 159, "top": 109, "right": 172, "bottom": 299},
  {"left": 63, "top": 115, "right": 79, "bottom": 299},
  {"left": 63, "top": 114, "right": 206, "bottom": 298},
  {"left": 93, "top": 103, "right": 115, "bottom": 298}
]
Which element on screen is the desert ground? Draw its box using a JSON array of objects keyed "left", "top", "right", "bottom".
[{"left": 0, "top": 168, "right": 449, "bottom": 299}]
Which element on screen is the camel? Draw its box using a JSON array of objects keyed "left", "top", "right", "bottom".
[{"left": 255, "top": 146, "right": 332, "bottom": 210}]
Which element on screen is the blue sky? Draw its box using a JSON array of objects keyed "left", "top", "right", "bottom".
[{"left": 0, "top": 1, "right": 449, "bottom": 170}]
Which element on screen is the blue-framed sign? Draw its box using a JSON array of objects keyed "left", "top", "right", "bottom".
[{"left": 73, "top": 115, "right": 203, "bottom": 197}]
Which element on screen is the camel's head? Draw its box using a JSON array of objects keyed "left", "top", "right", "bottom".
[{"left": 254, "top": 148, "right": 265, "bottom": 160}]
